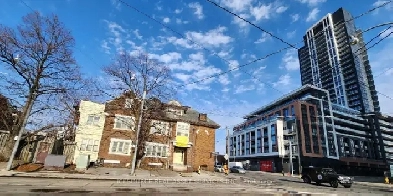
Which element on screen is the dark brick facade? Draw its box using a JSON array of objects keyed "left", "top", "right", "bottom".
[{"left": 97, "top": 94, "right": 219, "bottom": 171}]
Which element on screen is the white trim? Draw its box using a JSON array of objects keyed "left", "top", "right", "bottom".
[
  {"left": 104, "top": 160, "right": 121, "bottom": 164},
  {"left": 108, "top": 138, "right": 134, "bottom": 156}
]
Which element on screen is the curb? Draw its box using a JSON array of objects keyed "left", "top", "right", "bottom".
[{"left": 0, "top": 174, "right": 231, "bottom": 183}]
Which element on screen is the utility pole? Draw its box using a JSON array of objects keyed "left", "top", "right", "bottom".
[
  {"left": 130, "top": 89, "right": 146, "bottom": 176},
  {"left": 289, "top": 141, "right": 293, "bottom": 176},
  {"left": 226, "top": 126, "right": 230, "bottom": 165},
  {"left": 6, "top": 93, "right": 36, "bottom": 171}
]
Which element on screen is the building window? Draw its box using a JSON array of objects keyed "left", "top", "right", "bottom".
[
  {"left": 80, "top": 139, "right": 99, "bottom": 152},
  {"left": 291, "top": 105, "right": 295, "bottom": 116},
  {"left": 176, "top": 122, "right": 190, "bottom": 136},
  {"left": 86, "top": 115, "right": 100, "bottom": 125},
  {"left": 150, "top": 120, "right": 170, "bottom": 135},
  {"left": 109, "top": 138, "right": 134, "bottom": 155},
  {"left": 125, "top": 99, "right": 133, "bottom": 109},
  {"left": 145, "top": 142, "right": 169, "bottom": 158},
  {"left": 114, "top": 115, "right": 134, "bottom": 130}
]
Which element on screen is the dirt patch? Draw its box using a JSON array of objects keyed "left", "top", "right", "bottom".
[
  {"left": 15, "top": 163, "right": 44, "bottom": 172},
  {"left": 60, "top": 164, "right": 85, "bottom": 174}
]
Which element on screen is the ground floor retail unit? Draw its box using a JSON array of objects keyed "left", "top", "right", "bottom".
[{"left": 232, "top": 156, "right": 388, "bottom": 176}]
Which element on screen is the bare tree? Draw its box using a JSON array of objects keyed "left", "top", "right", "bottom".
[
  {"left": 102, "top": 51, "right": 174, "bottom": 169},
  {"left": 0, "top": 12, "right": 82, "bottom": 161}
]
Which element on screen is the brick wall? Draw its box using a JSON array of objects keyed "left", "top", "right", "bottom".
[
  {"left": 98, "top": 95, "right": 218, "bottom": 171},
  {"left": 190, "top": 125, "right": 215, "bottom": 171}
]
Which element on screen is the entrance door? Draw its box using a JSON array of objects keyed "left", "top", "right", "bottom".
[
  {"left": 35, "top": 142, "right": 50, "bottom": 164},
  {"left": 173, "top": 148, "right": 184, "bottom": 165}
]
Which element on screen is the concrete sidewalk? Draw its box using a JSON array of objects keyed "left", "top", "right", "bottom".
[{"left": 0, "top": 170, "right": 229, "bottom": 182}]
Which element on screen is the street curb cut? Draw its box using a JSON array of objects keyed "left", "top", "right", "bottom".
[{"left": 0, "top": 174, "right": 233, "bottom": 183}]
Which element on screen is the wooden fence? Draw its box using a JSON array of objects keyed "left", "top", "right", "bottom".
[{"left": 0, "top": 131, "right": 76, "bottom": 164}]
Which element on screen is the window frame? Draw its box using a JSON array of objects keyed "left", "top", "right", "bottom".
[
  {"left": 113, "top": 115, "right": 135, "bottom": 130},
  {"left": 176, "top": 122, "right": 190, "bottom": 137},
  {"left": 86, "top": 115, "right": 100, "bottom": 125},
  {"left": 79, "top": 139, "right": 100, "bottom": 152},
  {"left": 125, "top": 98, "right": 133, "bottom": 109},
  {"left": 108, "top": 138, "right": 135, "bottom": 156},
  {"left": 150, "top": 120, "right": 170, "bottom": 135},
  {"left": 144, "top": 142, "right": 169, "bottom": 158}
]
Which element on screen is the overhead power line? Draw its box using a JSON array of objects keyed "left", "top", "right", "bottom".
[
  {"left": 205, "top": 0, "right": 298, "bottom": 49},
  {"left": 118, "top": 0, "right": 391, "bottom": 90}
]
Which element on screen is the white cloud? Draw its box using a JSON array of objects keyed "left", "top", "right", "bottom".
[
  {"left": 282, "top": 49, "right": 299, "bottom": 71},
  {"left": 276, "top": 6, "right": 288, "bottom": 14},
  {"left": 218, "top": 74, "right": 231, "bottom": 85},
  {"left": 306, "top": 8, "right": 320, "bottom": 22},
  {"left": 297, "top": 0, "right": 327, "bottom": 6},
  {"left": 291, "top": 14, "right": 300, "bottom": 22},
  {"left": 273, "top": 74, "right": 291, "bottom": 87},
  {"left": 110, "top": 0, "right": 121, "bottom": 10},
  {"left": 220, "top": 0, "right": 254, "bottom": 12},
  {"left": 232, "top": 13, "right": 251, "bottom": 33},
  {"left": 189, "top": 2, "right": 204, "bottom": 19},
  {"left": 150, "top": 52, "right": 182, "bottom": 64},
  {"left": 167, "top": 27, "right": 233, "bottom": 49},
  {"left": 174, "top": 9, "right": 183, "bottom": 14},
  {"left": 250, "top": 3, "right": 272, "bottom": 21},
  {"left": 133, "top": 29, "right": 142, "bottom": 40},
  {"left": 287, "top": 30, "right": 296, "bottom": 39},
  {"left": 235, "top": 84, "right": 255, "bottom": 94},
  {"left": 373, "top": 0, "right": 393, "bottom": 9},
  {"left": 254, "top": 32, "right": 271, "bottom": 43},
  {"left": 103, "top": 20, "right": 127, "bottom": 52},
  {"left": 101, "top": 40, "right": 111, "bottom": 54},
  {"left": 176, "top": 19, "right": 189, "bottom": 24},
  {"left": 380, "top": 28, "right": 393, "bottom": 39},
  {"left": 163, "top": 17, "right": 170, "bottom": 23},
  {"left": 221, "top": 87, "right": 230, "bottom": 92}
]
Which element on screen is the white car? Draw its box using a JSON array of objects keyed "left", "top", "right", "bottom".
[{"left": 214, "top": 165, "right": 224, "bottom": 172}]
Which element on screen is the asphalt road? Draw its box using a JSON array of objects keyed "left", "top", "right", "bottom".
[
  {"left": 0, "top": 177, "right": 281, "bottom": 195},
  {"left": 229, "top": 171, "right": 393, "bottom": 194},
  {"left": 1, "top": 174, "right": 392, "bottom": 195}
]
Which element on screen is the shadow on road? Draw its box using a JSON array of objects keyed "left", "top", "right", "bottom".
[{"left": 278, "top": 178, "right": 332, "bottom": 188}]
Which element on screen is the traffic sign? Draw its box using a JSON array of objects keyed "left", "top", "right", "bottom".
[{"left": 224, "top": 154, "right": 229, "bottom": 160}]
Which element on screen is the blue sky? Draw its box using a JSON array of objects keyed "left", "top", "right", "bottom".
[{"left": 1, "top": 0, "right": 393, "bottom": 154}]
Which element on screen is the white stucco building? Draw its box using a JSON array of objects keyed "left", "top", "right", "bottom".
[{"left": 73, "top": 100, "right": 106, "bottom": 164}]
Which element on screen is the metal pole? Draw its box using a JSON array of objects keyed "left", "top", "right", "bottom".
[
  {"left": 130, "top": 90, "right": 146, "bottom": 175},
  {"left": 6, "top": 94, "right": 35, "bottom": 171},
  {"left": 226, "top": 126, "right": 230, "bottom": 164},
  {"left": 289, "top": 141, "right": 293, "bottom": 176}
]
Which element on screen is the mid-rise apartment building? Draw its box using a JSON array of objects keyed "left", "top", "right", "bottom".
[
  {"left": 298, "top": 8, "right": 379, "bottom": 113},
  {"left": 230, "top": 85, "right": 391, "bottom": 176}
]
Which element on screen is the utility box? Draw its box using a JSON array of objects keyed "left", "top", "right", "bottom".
[
  {"left": 76, "top": 155, "right": 90, "bottom": 170},
  {"left": 44, "top": 154, "right": 66, "bottom": 169}
]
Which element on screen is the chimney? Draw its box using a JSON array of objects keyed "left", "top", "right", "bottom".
[{"left": 199, "top": 113, "right": 207, "bottom": 122}]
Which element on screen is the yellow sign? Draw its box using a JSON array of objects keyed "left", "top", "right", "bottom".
[{"left": 176, "top": 136, "right": 189, "bottom": 147}]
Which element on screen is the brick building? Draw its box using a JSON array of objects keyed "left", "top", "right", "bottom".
[{"left": 98, "top": 93, "right": 220, "bottom": 172}]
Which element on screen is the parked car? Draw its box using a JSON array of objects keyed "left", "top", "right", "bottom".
[
  {"left": 214, "top": 165, "right": 224, "bottom": 172},
  {"left": 230, "top": 166, "right": 246, "bottom": 174},
  {"left": 301, "top": 167, "right": 353, "bottom": 188}
]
